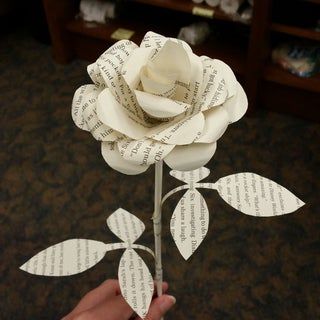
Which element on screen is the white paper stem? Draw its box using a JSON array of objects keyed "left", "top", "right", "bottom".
[
  {"left": 162, "top": 185, "right": 190, "bottom": 204},
  {"left": 195, "top": 182, "right": 217, "bottom": 190},
  {"left": 153, "top": 161, "right": 163, "bottom": 300},
  {"left": 130, "top": 244, "right": 155, "bottom": 258}
]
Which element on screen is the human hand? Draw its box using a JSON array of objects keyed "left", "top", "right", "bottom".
[{"left": 62, "top": 279, "right": 175, "bottom": 320}]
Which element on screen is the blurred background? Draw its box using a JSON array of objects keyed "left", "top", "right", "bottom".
[{"left": 1, "top": 0, "right": 319, "bottom": 319}]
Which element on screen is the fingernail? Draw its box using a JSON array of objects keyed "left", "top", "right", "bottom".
[{"left": 160, "top": 295, "right": 176, "bottom": 312}]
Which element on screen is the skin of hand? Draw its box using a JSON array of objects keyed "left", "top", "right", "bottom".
[{"left": 61, "top": 279, "right": 175, "bottom": 320}]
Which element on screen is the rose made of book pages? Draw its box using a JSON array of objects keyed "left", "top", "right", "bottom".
[
  {"left": 71, "top": 31, "right": 247, "bottom": 175},
  {"left": 21, "top": 32, "right": 253, "bottom": 319},
  {"left": 21, "top": 33, "right": 307, "bottom": 318}
]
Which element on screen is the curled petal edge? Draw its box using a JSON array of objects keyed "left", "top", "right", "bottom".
[
  {"left": 164, "top": 142, "right": 217, "bottom": 171},
  {"left": 101, "top": 142, "right": 149, "bottom": 175}
]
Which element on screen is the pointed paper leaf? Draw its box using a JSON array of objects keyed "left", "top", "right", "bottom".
[
  {"left": 118, "top": 249, "right": 154, "bottom": 319},
  {"left": 107, "top": 208, "right": 145, "bottom": 244},
  {"left": 170, "top": 167, "right": 210, "bottom": 184},
  {"left": 170, "top": 189, "right": 209, "bottom": 260},
  {"left": 20, "top": 239, "right": 107, "bottom": 276},
  {"left": 216, "top": 172, "right": 305, "bottom": 217}
]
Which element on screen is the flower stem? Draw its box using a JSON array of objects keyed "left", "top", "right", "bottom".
[{"left": 153, "top": 160, "right": 163, "bottom": 298}]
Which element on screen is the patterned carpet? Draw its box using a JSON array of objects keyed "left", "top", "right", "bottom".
[{"left": 1, "top": 29, "right": 319, "bottom": 319}]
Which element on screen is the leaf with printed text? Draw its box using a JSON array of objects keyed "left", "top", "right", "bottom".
[
  {"left": 20, "top": 239, "right": 107, "bottom": 276},
  {"left": 170, "top": 189, "right": 209, "bottom": 260},
  {"left": 118, "top": 249, "right": 154, "bottom": 318},
  {"left": 170, "top": 167, "right": 210, "bottom": 184},
  {"left": 216, "top": 172, "right": 305, "bottom": 217},
  {"left": 107, "top": 208, "right": 145, "bottom": 243}
]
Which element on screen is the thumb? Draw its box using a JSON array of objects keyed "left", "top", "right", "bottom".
[{"left": 137, "top": 295, "right": 176, "bottom": 320}]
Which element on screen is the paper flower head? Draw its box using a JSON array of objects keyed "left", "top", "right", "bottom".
[{"left": 72, "top": 32, "right": 247, "bottom": 175}]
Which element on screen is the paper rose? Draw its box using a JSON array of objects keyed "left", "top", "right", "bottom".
[{"left": 72, "top": 32, "right": 247, "bottom": 175}]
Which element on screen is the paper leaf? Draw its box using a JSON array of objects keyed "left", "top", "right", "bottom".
[
  {"left": 170, "top": 189, "right": 209, "bottom": 260},
  {"left": 118, "top": 249, "right": 154, "bottom": 318},
  {"left": 107, "top": 208, "right": 145, "bottom": 244},
  {"left": 20, "top": 239, "right": 107, "bottom": 276},
  {"left": 216, "top": 172, "right": 305, "bottom": 217},
  {"left": 170, "top": 167, "right": 210, "bottom": 184}
]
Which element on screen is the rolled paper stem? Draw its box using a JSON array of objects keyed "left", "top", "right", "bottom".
[
  {"left": 153, "top": 161, "right": 163, "bottom": 299},
  {"left": 195, "top": 182, "right": 217, "bottom": 190},
  {"left": 130, "top": 244, "right": 155, "bottom": 258},
  {"left": 162, "top": 185, "right": 190, "bottom": 204}
]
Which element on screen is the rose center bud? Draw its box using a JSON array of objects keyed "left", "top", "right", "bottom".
[
  {"left": 140, "top": 62, "right": 178, "bottom": 100},
  {"left": 134, "top": 40, "right": 194, "bottom": 121}
]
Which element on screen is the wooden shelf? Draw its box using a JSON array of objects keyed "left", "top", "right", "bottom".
[
  {"left": 67, "top": 19, "right": 151, "bottom": 44},
  {"left": 271, "top": 23, "right": 320, "bottom": 41},
  {"left": 129, "top": 0, "right": 241, "bottom": 24},
  {"left": 263, "top": 63, "right": 320, "bottom": 93},
  {"left": 43, "top": 0, "right": 320, "bottom": 120},
  {"left": 195, "top": 35, "right": 246, "bottom": 74},
  {"left": 66, "top": 17, "right": 246, "bottom": 74}
]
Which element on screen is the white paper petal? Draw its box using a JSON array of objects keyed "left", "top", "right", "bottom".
[
  {"left": 171, "top": 37, "right": 193, "bottom": 53},
  {"left": 212, "top": 59, "right": 238, "bottom": 98},
  {"left": 170, "top": 190, "right": 209, "bottom": 260},
  {"left": 97, "top": 40, "right": 147, "bottom": 123},
  {"left": 140, "top": 31, "right": 192, "bottom": 53},
  {"left": 148, "top": 112, "right": 205, "bottom": 145},
  {"left": 20, "top": 239, "right": 107, "bottom": 276},
  {"left": 151, "top": 40, "right": 191, "bottom": 85},
  {"left": 87, "top": 62, "right": 106, "bottom": 88},
  {"left": 140, "top": 31, "right": 168, "bottom": 50},
  {"left": 140, "top": 36, "right": 195, "bottom": 99},
  {"left": 101, "top": 141, "right": 149, "bottom": 175},
  {"left": 118, "top": 249, "right": 154, "bottom": 319},
  {"left": 165, "top": 142, "right": 217, "bottom": 171},
  {"left": 135, "top": 90, "right": 189, "bottom": 118},
  {"left": 196, "top": 57, "right": 229, "bottom": 112},
  {"left": 170, "top": 167, "right": 210, "bottom": 184},
  {"left": 175, "top": 52, "right": 203, "bottom": 106},
  {"left": 146, "top": 60, "right": 178, "bottom": 84},
  {"left": 222, "top": 82, "right": 248, "bottom": 123},
  {"left": 140, "top": 66, "right": 177, "bottom": 98},
  {"left": 122, "top": 47, "right": 153, "bottom": 89},
  {"left": 117, "top": 138, "right": 175, "bottom": 165},
  {"left": 97, "top": 89, "right": 150, "bottom": 140},
  {"left": 107, "top": 208, "right": 145, "bottom": 243},
  {"left": 79, "top": 89, "right": 123, "bottom": 141},
  {"left": 216, "top": 172, "right": 305, "bottom": 217},
  {"left": 72, "top": 84, "right": 98, "bottom": 131},
  {"left": 196, "top": 107, "right": 229, "bottom": 143}
]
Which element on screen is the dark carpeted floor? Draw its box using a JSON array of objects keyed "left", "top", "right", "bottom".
[{"left": 1, "top": 29, "right": 319, "bottom": 320}]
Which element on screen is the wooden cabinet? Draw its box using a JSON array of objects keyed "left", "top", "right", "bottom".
[
  {"left": 42, "top": 0, "right": 320, "bottom": 120},
  {"left": 262, "top": 0, "right": 319, "bottom": 119}
]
